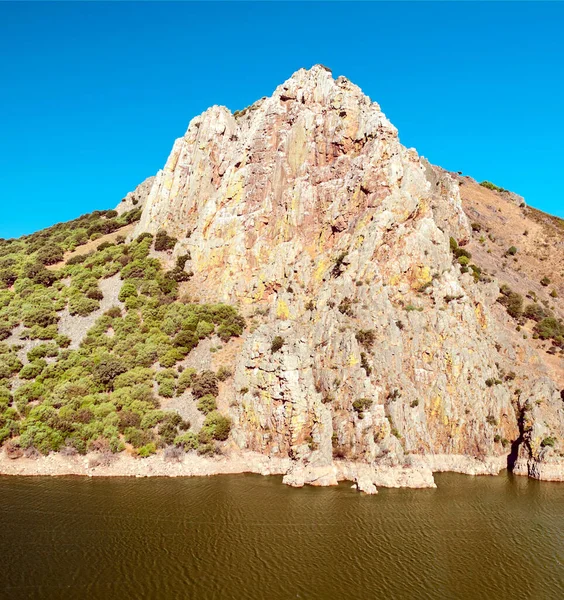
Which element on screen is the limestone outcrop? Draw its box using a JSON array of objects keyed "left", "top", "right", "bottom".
[
  {"left": 116, "top": 175, "right": 154, "bottom": 216},
  {"left": 125, "top": 65, "right": 564, "bottom": 490}
]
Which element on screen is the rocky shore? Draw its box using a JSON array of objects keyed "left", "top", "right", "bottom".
[{"left": 4, "top": 450, "right": 560, "bottom": 494}]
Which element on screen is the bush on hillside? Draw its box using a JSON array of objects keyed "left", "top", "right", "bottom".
[
  {"left": 201, "top": 411, "right": 231, "bottom": 441},
  {"left": 36, "top": 244, "right": 64, "bottom": 265},
  {"left": 154, "top": 230, "right": 177, "bottom": 252},
  {"left": 271, "top": 335, "right": 284, "bottom": 353},
  {"left": 497, "top": 285, "right": 523, "bottom": 319},
  {"left": 191, "top": 371, "right": 218, "bottom": 399}
]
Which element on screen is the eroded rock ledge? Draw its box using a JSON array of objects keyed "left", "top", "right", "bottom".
[{"left": 2, "top": 452, "right": 562, "bottom": 494}]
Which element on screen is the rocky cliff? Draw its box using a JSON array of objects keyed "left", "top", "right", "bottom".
[{"left": 122, "top": 65, "right": 563, "bottom": 490}]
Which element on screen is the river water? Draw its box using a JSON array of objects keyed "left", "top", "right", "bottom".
[{"left": 1, "top": 471, "right": 563, "bottom": 599}]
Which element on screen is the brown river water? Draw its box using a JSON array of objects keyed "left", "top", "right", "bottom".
[{"left": 1, "top": 471, "right": 563, "bottom": 599}]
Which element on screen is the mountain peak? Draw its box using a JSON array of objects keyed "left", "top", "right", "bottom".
[{"left": 120, "top": 69, "right": 564, "bottom": 489}]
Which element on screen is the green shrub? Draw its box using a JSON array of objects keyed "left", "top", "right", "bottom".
[
  {"left": 497, "top": 286, "right": 523, "bottom": 319},
  {"left": 534, "top": 318, "right": 564, "bottom": 342},
  {"left": 154, "top": 230, "right": 177, "bottom": 252},
  {"left": 69, "top": 295, "right": 99, "bottom": 316},
  {"left": 192, "top": 371, "right": 218, "bottom": 399},
  {"left": 271, "top": 336, "right": 284, "bottom": 353},
  {"left": 541, "top": 437, "right": 556, "bottom": 448},
  {"left": 36, "top": 244, "right": 64, "bottom": 265},
  {"left": 173, "top": 330, "right": 198, "bottom": 349},
  {"left": 540, "top": 276, "right": 551, "bottom": 287},
  {"left": 0, "top": 268, "right": 18, "bottom": 288},
  {"left": 201, "top": 411, "right": 231, "bottom": 441},
  {"left": 167, "top": 267, "right": 192, "bottom": 282},
  {"left": 14, "top": 381, "right": 45, "bottom": 408},
  {"left": 485, "top": 378, "right": 501, "bottom": 388},
  {"left": 217, "top": 318, "right": 245, "bottom": 341},
  {"left": 331, "top": 252, "right": 348, "bottom": 278},
  {"left": 137, "top": 442, "right": 157, "bottom": 457},
  {"left": 27, "top": 343, "right": 58, "bottom": 362},
  {"left": 0, "top": 385, "right": 11, "bottom": 407},
  {"left": 197, "top": 442, "right": 216, "bottom": 456},
  {"left": 176, "top": 254, "right": 190, "bottom": 270},
  {"left": 118, "top": 282, "right": 137, "bottom": 302},
  {"left": 113, "top": 367, "right": 154, "bottom": 390},
  {"left": 0, "top": 353, "right": 23, "bottom": 378},
  {"left": 177, "top": 368, "right": 196, "bottom": 394},
  {"left": 86, "top": 287, "right": 104, "bottom": 301},
  {"left": 197, "top": 394, "right": 217, "bottom": 415},
  {"left": 136, "top": 232, "right": 153, "bottom": 243},
  {"left": 158, "top": 420, "right": 179, "bottom": 445},
  {"left": 196, "top": 320, "right": 215, "bottom": 339},
  {"left": 117, "top": 410, "right": 141, "bottom": 432},
  {"left": 19, "top": 360, "right": 46, "bottom": 380},
  {"left": 216, "top": 366, "right": 232, "bottom": 381},
  {"left": 124, "top": 427, "right": 153, "bottom": 448},
  {"left": 159, "top": 349, "right": 183, "bottom": 368},
  {"left": 480, "top": 181, "right": 505, "bottom": 192},
  {"left": 174, "top": 431, "right": 199, "bottom": 450},
  {"left": 352, "top": 398, "right": 372, "bottom": 418},
  {"left": 158, "top": 379, "right": 176, "bottom": 398},
  {"left": 22, "top": 305, "right": 59, "bottom": 328},
  {"left": 140, "top": 410, "right": 167, "bottom": 429},
  {"left": 523, "top": 303, "right": 550, "bottom": 322},
  {"left": 155, "top": 369, "right": 178, "bottom": 384},
  {"left": 355, "top": 329, "right": 376, "bottom": 348},
  {"left": 19, "top": 423, "right": 64, "bottom": 454},
  {"left": 360, "top": 352, "right": 371, "bottom": 376},
  {"left": 105, "top": 306, "right": 122, "bottom": 318},
  {"left": 338, "top": 297, "right": 354, "bottom": 316},
  {"left": 506, "top": 246, "right": 518, "bottom": 256},
  {"left": 449, "top": 238, "right": 472, "bottom": 261},
  {"left": 67, "top": 253, "right": 89, "bottom": 266},
  {"left": 93, "top": 356, "right": 128, "bottom": 389},
  {"left": 22, "top": 261, "right": 56, "bottom": 286},
  {"left": 96, "top": 241, "right": 114, "bottom": 251}
]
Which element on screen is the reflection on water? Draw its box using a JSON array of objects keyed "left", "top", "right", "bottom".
[{"left": 1, "top": 471, "right": 563, "bottom": 599}]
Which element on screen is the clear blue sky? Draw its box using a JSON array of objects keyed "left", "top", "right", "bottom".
[{"left": 1, "top": 2, "right": 562, "bottom": 238}]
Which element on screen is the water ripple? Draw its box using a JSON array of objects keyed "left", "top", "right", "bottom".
[{"left": 1, "top": 472, "right": 563, "bottom": 599}]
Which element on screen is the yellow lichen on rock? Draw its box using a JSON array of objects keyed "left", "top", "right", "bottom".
[
  {"left": 226, "top": 173, "right": 244, "bottom": 202},
  {"left": 287, "top": 120, "right": 307, "bottom": 176},
  {"left": 276, "top": 298, "right": 291, "bottom": 320},
  {"left": 474, "top": 303, "right": 487, "bottom": 329},
  {"left": 314, "top": 259, "right": 328, "bottom": 283},
  {"left": 348, "top": 353, "right": 359, "bottom": 367},
  {"left": 412, "top": 265, "right": 432, "bottom": 289}
]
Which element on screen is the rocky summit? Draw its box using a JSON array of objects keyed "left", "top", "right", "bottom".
[
  {"left": 1, "top": 66, "right": 563, "bottom": 491},
  {"left": 125, "top": 65, "right": 564, "bottom": 489}
]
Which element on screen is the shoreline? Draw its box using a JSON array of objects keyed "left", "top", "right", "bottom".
[{"left": 2, "top": 450, "right": 561, "bottom": 492}]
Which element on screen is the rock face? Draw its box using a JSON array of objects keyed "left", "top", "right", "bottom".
[
  {"left": 116, "top": 176, "right": 154, "bottom": 216},
  {"left": 130, "top": 65, "right": 564, "bottom": 489}
]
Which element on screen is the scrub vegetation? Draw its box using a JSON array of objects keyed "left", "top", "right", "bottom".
[{"left": 0, "top": 209, "right": 244, "bottom": 457}]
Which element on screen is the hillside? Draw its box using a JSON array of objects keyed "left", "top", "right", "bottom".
[
  {"left": 455, "top": 175, "right": 563, "bottom": 386},
  {"left": 1, "top": 66, "right": 562, "bottom": 491}
]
